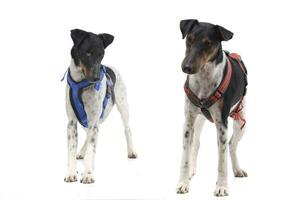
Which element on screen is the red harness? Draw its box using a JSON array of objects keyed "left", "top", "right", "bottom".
[{"left": 184, "top": 53, "right": 246, "bottom": 129}]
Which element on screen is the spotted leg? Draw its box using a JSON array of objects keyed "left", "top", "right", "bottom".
[
  {"left": 176, "top": 104, "right": 197, "bottom": 194},
  {"left": 229, "top": 105, "right": 247, "bottom": 177},
  {"left": 64, "top": 120, "right": 78, "bottom": 182},
  {"left": 76, "top": 134, "right": 88, "bottom": 160},
  {"left": 189, "top": 114, "right": 205, "bottom": 179},
  {"left": 80, "top": 125, "right": 99, "bottom": 184},
  {"left": 214, "top": 121, "right": 229, "bottom": 197}
]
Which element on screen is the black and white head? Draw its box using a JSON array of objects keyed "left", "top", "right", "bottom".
[
  {"left": 180, "top": 19, "right": 234, "bottom": 74},
  {"left": 70, "top": 29, "right": 114, "bottom": 82}
]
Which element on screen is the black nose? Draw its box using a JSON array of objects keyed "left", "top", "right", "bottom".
[{"left": 182, "top": 65, "right": 193, "bottom": 74}]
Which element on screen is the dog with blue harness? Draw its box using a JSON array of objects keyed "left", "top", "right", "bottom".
[
  {"left": 63, "top": 29, "right": 137, "bottom": 184},
  {"left": 65, "top": 65, "right": 114, "bottom": 128}
]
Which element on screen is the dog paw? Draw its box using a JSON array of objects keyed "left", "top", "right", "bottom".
[
  {"left": 128, "top": 152, "right": 137, "bottom": 159},
  {"left": 64, "top": 174, "right": 77, "bottom": 182},
  {"left": 176, "top": 181, "right": 190, "bottom": 194},
  {"left": 234, "top": 169, "right": 248, "bottom": 177},
  {"left": 76, "top": 154, "right": 84, "bottom": 160},
  {"left": 80, "top": 172, "right": 95, "bottom": 184},
  {"left": 214, "top": 185, "right": 229, "bottom": 197}
]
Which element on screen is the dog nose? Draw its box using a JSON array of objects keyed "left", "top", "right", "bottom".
[{"left": 182, "top": 65, "right": 193, "bottom": 74}]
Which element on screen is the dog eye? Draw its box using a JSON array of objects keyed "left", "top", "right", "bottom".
[
  {"left": 204, "top": 40, "right": 212, "bottom": 46},
  {"left": 86, "top": 52, "right": 92, "bottom": 57}
]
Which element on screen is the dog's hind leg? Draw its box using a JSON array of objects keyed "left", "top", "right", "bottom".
[
  {"left": 189, "top": 114, "right": 205, "bottom": 179},
  {"left": 76, "top": 135, "right": 88, "bottom": 160},
  {"left": 64, "top": 120, "right": 78, "bottom": 182},
  {"left": 177, "top": 101, "right": 198, "bottom": 194},
  {"left": 114, "top": 72, "right": 137, "bottom": 159},
  {"left": 229, "top": 101, "right": 247, "bottom": 177}
]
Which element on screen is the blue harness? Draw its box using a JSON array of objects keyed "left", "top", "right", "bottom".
[{"left": 62, "top": 65, "right": 113, "bottom": 128}]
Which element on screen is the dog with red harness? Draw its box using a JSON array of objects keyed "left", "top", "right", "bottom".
[{"left": 176, "top": 19, "right": 248, "bottom": 197}]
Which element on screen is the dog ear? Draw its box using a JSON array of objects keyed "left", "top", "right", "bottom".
[
  {"left": 180, "top": 19, "right": 199, "bottom": 39},
  {"left": 98, "top": 33, "right": 114, "bottom": 49},
  {"left": 70, "top": 29, "right": 88, "bottom": 46},
  {"left": 215, "top": 25, "right": 234, "bottom": 41}
]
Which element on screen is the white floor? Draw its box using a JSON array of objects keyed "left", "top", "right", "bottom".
[{"left": 1, "top": 100, "right": 299, "bottom": 200}]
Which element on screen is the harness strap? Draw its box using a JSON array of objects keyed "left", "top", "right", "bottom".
[
  {"left": 61, "top": 69, "right": 68, "bottom": 82},
  {"left": 230, "top": 97, "right": 246, "bottom": 129},
  {"left": 229, "top": 53, "right": 247, "bottom": 74},
  {"left": 184, "top": 53, "right": 247, "bottom": 129},
  {"left": 67, "top": 69, "right": 94, "bottom": 127},
  {"left": 184, "top": 57, "right": 232, "bottom": 109},
  {"left": 227, "top": 54, "right": 247, "bottom": 129},
  {"left": 63, "top": 65, "right": 113, "bottom": 128}
]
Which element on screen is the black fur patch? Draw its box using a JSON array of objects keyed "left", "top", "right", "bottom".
[
  {"left": 184, "top": 131, "right": 190, "bottom": 138},
  {"left": 105, "top": 67, "right": 117, "bottom": 103},
  {"left": 221, "top": 54, "right": 248, "bottom": 126},
  {"left": 70, "top": 29, "right": 114, "bottom": 81},
  {"left": 91, "top": 137, "right": 95, "bottom": 143}
]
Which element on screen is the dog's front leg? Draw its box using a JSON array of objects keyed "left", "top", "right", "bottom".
[
  {"left": 190, "top": 114, "right": 205, "bottom": 178},
  {"left": 64, "top": 120, "right": 78, "bottom": 182},
  {"left": 80, "top": 125, "right": 99, "bottom": 184},
  {"left": 176, "top": 104, "right": 197, "bottom": 194},
  {"left": 214, "top": 121, "right": 229, "bottom": 197}
]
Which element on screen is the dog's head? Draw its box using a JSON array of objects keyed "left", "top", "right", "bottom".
[
  {"left": 70, "top": 29, "right": 114, "bottom": 82},
  {"left": 180, "top": 19, "right": 233, "bottom": 74}
]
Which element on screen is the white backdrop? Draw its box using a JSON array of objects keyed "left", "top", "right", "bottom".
[{"left": 0, "top": 0, "right": 299, "bottom": 199}]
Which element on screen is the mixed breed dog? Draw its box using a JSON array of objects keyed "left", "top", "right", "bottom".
[{"left": 63, "top": 19, "right": 248, "bottom": 197}]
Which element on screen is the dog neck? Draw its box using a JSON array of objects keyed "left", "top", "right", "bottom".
[
  {"left": 188, "top": 51, "right": 227, "bottom": 99},
  {"left": 69, "top": 59, "right": 85, "bottom": 82}
]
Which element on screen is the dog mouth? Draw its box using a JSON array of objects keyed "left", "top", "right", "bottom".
[
  {"left": 84, "top": 72, "right": 100, "bottom": 82},
  {"left": 86, "top": 78, "right": 99, "bottom": 83},
  {"left": 80, "top": 63, "right": 100, "bottom": 82}
]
